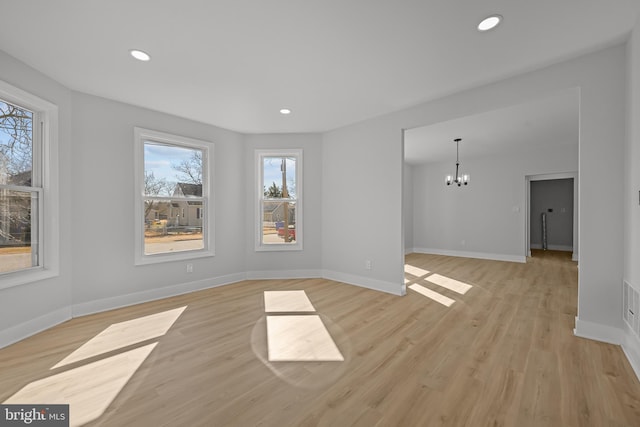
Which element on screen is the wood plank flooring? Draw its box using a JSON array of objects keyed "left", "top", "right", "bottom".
[{"left": 1, "top": 250, "right": 639, "bottom": 426}]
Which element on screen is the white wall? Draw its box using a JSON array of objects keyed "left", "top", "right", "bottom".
[
  {"left": 323, "top": 121, "right": 406, "bottom": 294},
  {"left": 323, "top": 44, "right": 626, "bottom": 335},
  {"left": 403, "top": 163, "right": 414, "bottom": 253},
  {"left": 0, "top": 51, "right": 73, "bottom": 346},
  {"left": 626, "top": 18, "right": 640, "bottom": 310},
  {"left": 0, "top": 36, "right": 634, "bottom": 360},
  {"left": 70, "top": 92, "right": 247, "bottom": 314},
  {"left": 244, "top": 133, "right": 323, "bottom": 277},
  {"left": 623, "top": 17, "right": 640, "bottom": 376},
  {"left": 411, "top": 145, "right": 577, "bottom": 262}
]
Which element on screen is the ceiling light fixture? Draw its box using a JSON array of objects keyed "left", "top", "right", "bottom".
[
  {"left": 130, "top": 49, "right": 151, "bottom": 61},
  {"left": 279, "top": 108, "right": 292, "bottom": 115},
  {"left": 446, "top": 138, "right": 469, "bottom": 187},
  {"left": 477, "top": 14, "right": 502, "bottom": 32}
]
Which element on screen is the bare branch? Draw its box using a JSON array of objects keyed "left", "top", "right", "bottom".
[
  {"left": 172, "top": 150, "right": 202, "bottom": 185},
  {"left": 0, "top": 100, "right": 33, "bottom": 182},
  {"left": 144, "top": 172, "right": 171, "bottom": 217}
]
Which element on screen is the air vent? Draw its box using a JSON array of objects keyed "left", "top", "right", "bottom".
[{"left": 624, "top": 281, "right": 640, "bottom": 337}]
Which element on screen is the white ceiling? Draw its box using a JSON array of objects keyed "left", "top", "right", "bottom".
[
  {"left": 404, "top": 89, "right": 580, "bottom": 165},
  {"left": 0, "top": 1, "right": 637, "bottom": 134}
]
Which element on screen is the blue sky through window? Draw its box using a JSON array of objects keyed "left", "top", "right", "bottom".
[
  {"left": 144, "top": 142, "right": 198, "bottom": 186},
  {"left": 263, "top": 157, "right": 296, "bottom": 198},
  {"left": 0, "top": 99, "right": 33, "bottom": 183}
]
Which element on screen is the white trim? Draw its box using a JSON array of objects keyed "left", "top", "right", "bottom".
[
  {"left": 529, "top": 243, "right": 573, "bottom": 252},
  {"left": 525, "top": 172, "right": 578, "bottom": 262},
  {"left": 573, "top": 316, "right": 624, "bottom": 345},
  {"left": 0, "top": 80, "right": 59, "bottom": 289},
  {"left": 0, "top": 307, "right": 70, "bottom": 349},
  {"left": 0, "top": 268, "right": 404, "bottom": 349},
  {"left": 133, "top": 127, "right": 214, "bottom": 265},
  {"left": 322, "top": 270, "right": 405, "bottom": 296},
  {"left": 246, "top": 269, "right": 322, "bottom": 280},
  {"left": 622, "top": 279, "right": 640, "bottom": 381},
  {"left": 135, "top": 249, "right": 215, "bottom": 265},
  {"left": 72, "top": 273, "right": 245, "bottom": 317},
  {"left": 622, "top": 323, "right": 640, "bottom": 381},
  {"left": 573, "top": 317, "right": 640, "bottom": 382},
  {"left": 412, "top": 247, "right": 526, "bottom": 263},
  {"left": 255, "top": 149, "right": 303, "bottom": 251}
]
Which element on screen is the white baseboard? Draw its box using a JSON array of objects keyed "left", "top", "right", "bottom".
[
  {"left": 529, "top": 243, "right": 573, "bottom": 252},
  {"left": 322, "top": 270, "right": 404, "bottom": 296},
  {"left": 72, "top": 273, "right": 246, "bottom": 317},
  {"left": 0, "top": 307, "right": 71, "bottom": 349},
  {"left": 622, "top": 323, "right": 640, "bottom": 381},
  {"left": 246, "top": 269, "right": 322, "bottom": 280},
  {"left": 575, "top": 318, "right": 640, "bottom": 382},
  {"left": 411, "top": 247, "right": 526, "bottom": 264},
  {"left": 573, "top": 316, "right": 624, "bottom": 345},
  {"left": 1, "top": 268, "right": 404, "bottom": 349},
  {"left": 530, "top": 244, "right": 578, "bottom": 261}
]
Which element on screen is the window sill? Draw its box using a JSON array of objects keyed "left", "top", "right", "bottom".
[
  {"left": 255, "top": 243, "right": 303, "bottom": 252},
  {"left": 0, "top": 267, "right": 60, "bottom": 290},
  {"left": 134, "top": 249, "right": 214, "bottom": 266}
]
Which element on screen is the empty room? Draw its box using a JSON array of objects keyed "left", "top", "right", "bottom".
[{"left": 1, "top": 1, "right": 640, "bottom": 426}]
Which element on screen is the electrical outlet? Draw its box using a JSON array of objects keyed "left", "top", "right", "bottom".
[
  {"left": 186, "top": 263, "right": 193, "bottom": 273},
  {"left": 365, "top": 260, "right": 372, "bottom": 270}
]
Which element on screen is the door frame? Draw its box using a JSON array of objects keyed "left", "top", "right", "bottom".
[{"left": 525, "top": 172, "right": 578, "bottom": 261}]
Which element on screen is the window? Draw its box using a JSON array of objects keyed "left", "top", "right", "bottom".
[
  {"left": 134, "top": 128, "right": 213, "bottom": 265},
  {"left": 256, "top": 149, "right": 302, "bottom": 251},
  {"left": 0, "top": 80, "right": 59, "bottom": 288}
]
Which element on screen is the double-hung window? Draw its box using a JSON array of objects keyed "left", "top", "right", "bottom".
[
  {"left": 0, "top": 80, "right": 58, "bottom": 288},
  {"left": 134, "top": 128, "right": 213, "bottom": 265},
  {"left": 256, "top": 149, "right": 302, "bottom": 251}
]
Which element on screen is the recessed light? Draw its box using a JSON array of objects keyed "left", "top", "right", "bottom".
[
  {"left": 280, "top": 108, "right": 292, "bottom": 115},
  {"left": 130, "top": 49, "right": 151, "bottom": 61},
  {"left": 477, "top": 14, "right": 502, "bottom": 32}
]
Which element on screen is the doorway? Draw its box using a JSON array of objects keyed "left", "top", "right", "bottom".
[{"left": 526, "top": 173, "right": 578, "bottom": 261}]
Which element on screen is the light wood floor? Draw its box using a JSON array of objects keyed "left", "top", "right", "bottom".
[{"left": 1, "top": 251, "right": 640, "bottom": 426}]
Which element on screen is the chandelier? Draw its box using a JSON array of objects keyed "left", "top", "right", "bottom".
[{"left": 445, "top": 138, "right": 469, "bottom": 186}]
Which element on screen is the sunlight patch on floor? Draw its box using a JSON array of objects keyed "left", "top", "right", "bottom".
[
  {"left": 404, "top": 264, "right": 430, "bottom": 278},
  {"left": 425, "top": 274, "right": 472, "bottom": 295},
  {"left": 264, "top": 290, "right": 315, "bottom": 312},
  {"left": 266, "top": 315, "right": 344, "bottom": 362},
  {"left": 52, "top": 306, "right": 187, "bottom": 369},
  {"left": 3, "top": 307, "right": 187, "bottom": 425},
  {"left": 409, "top": 283, "right": 455, "bottom": 307},
  {"left": 4, "top": 343, "right": 157, "bottom": 427}
]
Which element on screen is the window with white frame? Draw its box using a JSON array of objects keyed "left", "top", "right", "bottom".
[
  {"left": 134, "top": 128, "right": 213, "bottom": 265},
  {"left": 0, "top": 80, "right": 59, "bottom": 288},
  {"left": 256, "top": 149, "right": 302, "bottom": 251}
]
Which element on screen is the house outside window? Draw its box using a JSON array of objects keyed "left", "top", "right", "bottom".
[
  {"left": 134, "top": 127, "right": 213, "bottom": 265},
  {"left": 255, "top": 149, "right": 302, "bottom": 251},
  {"left": 0, "top": 80, "right": 59, "bottom": 288}
]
